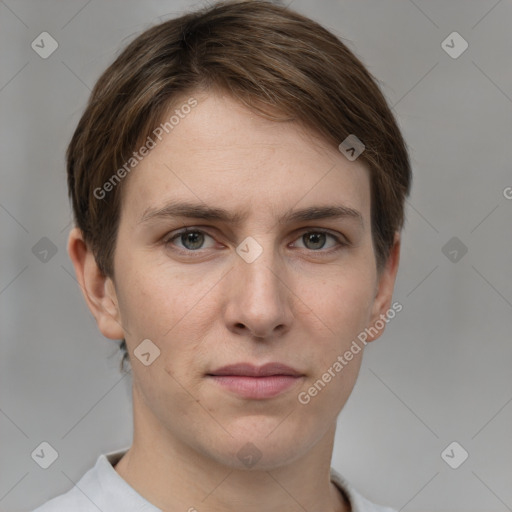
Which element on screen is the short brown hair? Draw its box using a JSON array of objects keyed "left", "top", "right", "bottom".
[{"left": 67, "top": 0, "right": 412, "bottom": 371}]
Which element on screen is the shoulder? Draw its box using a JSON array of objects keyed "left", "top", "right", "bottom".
[
  {"left": 31, "top": 487, "right": 96, "bottom": 512},
  {"left": 330, "top": 467, "right": 397, "bottom": 512},
  {"left": 30, "top": 448, "right": 158, "bottom": 512},
  {"left": 31, "top": 450, "right": 126, "bottom": 512}
]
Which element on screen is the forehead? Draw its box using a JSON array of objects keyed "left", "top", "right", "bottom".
[{"left": 121, "top": 91, "right": 371, "bottom": 227}]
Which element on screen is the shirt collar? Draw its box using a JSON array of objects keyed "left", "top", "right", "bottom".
[{"left": 100, "top": 447, "right": 362, "bottom": 512}]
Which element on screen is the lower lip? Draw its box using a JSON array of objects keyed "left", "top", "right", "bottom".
[{"left": 208, "top": 375, "right": 302, "bottom": 399}]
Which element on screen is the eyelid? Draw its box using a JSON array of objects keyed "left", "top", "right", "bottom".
[
  {"left": 163, "top": 227, "right": 216, "bottom": 246},
  {"left": 290, "top": 228, "right": 349, "bottom": 252},
  {"left": 163, "top": 226, "right": 349, "bottom": 252}
]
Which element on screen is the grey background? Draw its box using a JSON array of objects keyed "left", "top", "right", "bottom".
[{"left": 1, "top": 0, "right": 511, "bottom": 511}]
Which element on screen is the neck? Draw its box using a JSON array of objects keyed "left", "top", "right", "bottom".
[{"left": 114, "top": 386, "right": 350, "bottom": 512}]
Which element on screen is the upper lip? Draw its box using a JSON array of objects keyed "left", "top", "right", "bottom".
[{"left": 207, "top": 363, "right": 303, "bottom": 377}]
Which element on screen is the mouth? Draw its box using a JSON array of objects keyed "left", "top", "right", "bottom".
[{"left": 206, "top": 362, "right": 304, "bottom": 399}]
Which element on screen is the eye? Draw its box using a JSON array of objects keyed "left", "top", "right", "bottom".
[
  {"left": 163, "top": 227, "right": 348, "bottom": 255},
  {"left": 164, "top": 228, "right": 216, "bottom": 251},
  {"left": 292, "top": 230, "right": 347, "bottom": 251}
]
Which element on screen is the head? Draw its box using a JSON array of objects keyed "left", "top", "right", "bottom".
[{"left": 67, "top": 0, "right": 410, "bottom": 470}]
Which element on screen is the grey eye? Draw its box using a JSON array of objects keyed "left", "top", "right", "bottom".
[
  {"left": 180, "top": 231, "right": 205, "bottom": 250},
  {"left": 302, "top": 232, "right": 328, "bottom": 250}
]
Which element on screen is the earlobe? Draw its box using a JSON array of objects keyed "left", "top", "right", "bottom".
[
  {"left": 366, "top": 232, "right": 401, "bottom": 342},
  {"left": 67, "top": 227, "right": 125, "bottom": 340}
]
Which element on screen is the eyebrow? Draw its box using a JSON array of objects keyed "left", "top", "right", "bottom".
[{"left": 139, "top": 200, "right": 364, "bottom": 227}]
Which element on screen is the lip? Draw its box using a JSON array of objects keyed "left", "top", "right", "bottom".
[
  {"left": 207, "top": 363, "right": 304, "bottom": 399},
  {"left": 208, "top": 362, "right": 303, "bottom": 377}
]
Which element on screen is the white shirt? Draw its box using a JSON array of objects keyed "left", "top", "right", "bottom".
[{"left": 32, "top": 448, "right": 397, "bottom": 512}]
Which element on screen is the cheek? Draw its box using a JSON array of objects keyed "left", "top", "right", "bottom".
[
  {"left": 294, "top": 275, "right": 373, "bottom": 421},
  {"left": 297, "top": 267, "right": 376, "bottom": 337},
  {"left": 115, "top": 258, "right": 221, "bottom": 373},
  {"left": 333, "top": 280, "right": 375, "bottom": 333},
  {"left": 115, "top": 253, "right": 206, "bottom": 333}
]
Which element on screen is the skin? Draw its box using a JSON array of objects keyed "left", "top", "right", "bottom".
[{"left": 68, "top": 89, "right": 400, "bottom": 512}]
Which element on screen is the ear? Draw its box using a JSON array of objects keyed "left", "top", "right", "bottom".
[
  {"left": 67, "top": 227, "right": 125, "bottom": 340},
  {"left": 366, "top": 232, "right": 401, "bottom": 342}
]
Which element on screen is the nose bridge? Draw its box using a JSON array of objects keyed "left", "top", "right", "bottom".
[
  {"left": 226, "top": 234, "right": 292, "bottom": 337},
  {"left": 237, "top": 235, "right": 283, "bottom": 302}
]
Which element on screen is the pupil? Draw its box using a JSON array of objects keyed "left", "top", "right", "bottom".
[
  {"left": 179, "top": 232, "right": 326, "bottom": 251},
  {"left": 305, "top": 232, "right": 325, "bottom": 250},
  {"left": 182, "top": 232, "right": 203, "bottom": 250}
]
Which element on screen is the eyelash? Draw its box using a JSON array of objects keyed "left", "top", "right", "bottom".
[{"left": 162, "top": 227, "right": 349, "bottom": 256}]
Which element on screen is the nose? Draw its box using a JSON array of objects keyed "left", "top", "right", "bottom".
[{"left": 223, "top": 243, "right": 294, "bottom": 339}]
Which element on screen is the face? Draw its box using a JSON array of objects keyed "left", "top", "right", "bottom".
[{"left": 81, "top": 90, "right": 399, "bottom": 470}]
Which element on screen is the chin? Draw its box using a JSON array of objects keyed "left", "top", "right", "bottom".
[
  {"left": 222, "top": 441, "right": 308, "bottom": 472},
  {"left": 207, "top": 420, "right": 320, "bottom": 471}
]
